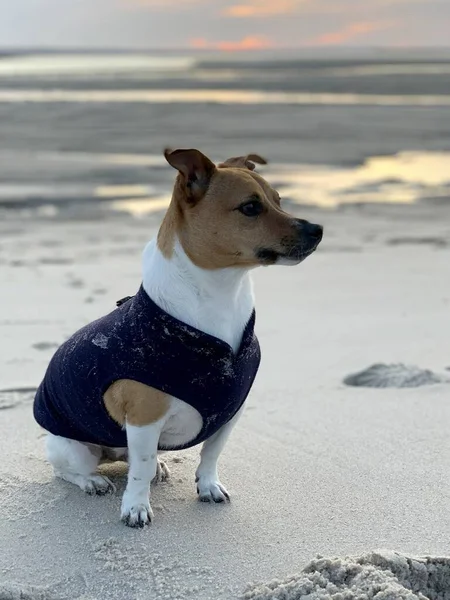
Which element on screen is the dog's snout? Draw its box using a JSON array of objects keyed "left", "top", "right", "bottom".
[
  {"left": 305, "top": 222, "right": 323, "bottom": 241},
  {"left": 294, "top": 219, "right": 323, "bottom": 242}
]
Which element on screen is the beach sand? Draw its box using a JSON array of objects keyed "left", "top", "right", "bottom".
[
  {"left": 1, "top": 199, "right": 449, "bottom": 599},
  {"left": 243, "top": 550, "right": 450, "bottom": 599}
]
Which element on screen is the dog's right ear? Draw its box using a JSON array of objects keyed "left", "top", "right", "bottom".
[
  {"left": 164, "top": 148, "right": 216, "bottom": 204},
  {"left": 218, "top": 153, "right": 267, "bottom": 171}
]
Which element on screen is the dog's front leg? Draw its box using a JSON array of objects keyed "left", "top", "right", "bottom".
[
  {"left": 195, "top": 405, "right": 244, "bottom": 503},
  {"left": 121, "top": 421, "right": 163, "bottom": 527}
]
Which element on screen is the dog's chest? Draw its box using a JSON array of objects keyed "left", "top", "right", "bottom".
[
  {"left": 143, "top": 240, "right": 255, "bottom": 354},
  {"left": 195, "top": 304, "right": 246, "bottom": 353},
  {"left": 141, "top": 241, "right": 257, "bottom": 447},
  {"left": 157, "top": 304, "right": 249, "bottom": 447}
]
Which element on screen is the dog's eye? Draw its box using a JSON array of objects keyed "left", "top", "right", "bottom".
[{"left": 237, "top": 200, "right": 263, "bottom": 217}]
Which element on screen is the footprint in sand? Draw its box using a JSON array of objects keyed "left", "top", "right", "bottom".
[
  {"left": 39, "top": 257, "right": 73, "bottom": 265},
  {"left": 66, "top": 278, "right": 85, "bottom": 289},
  {"left": 32, "top": 342, "right": 59, "bottom": 351},
  {"left": 9, "top": 259, "right": 26, "bottom": 267},
  {"left": 319, "top": 245, "right": 362, "bottom": 253},
  {"left": 0, "top": 582, "right": 61, "bottom": 600},
  {"left": 108, "top": 246, "right": 140, "bottom": 256},
  {"left": 386, "top": 236, "right": 448, "bottom": 248},
  {"left": 0, "top": 387, "right": 37, "bottom": 410},
  {"left": 39, "top": 239, "right": 63, "bottom": 248},
  {"left": 344, "top": 363, "right": 450, "bottom": 388}
]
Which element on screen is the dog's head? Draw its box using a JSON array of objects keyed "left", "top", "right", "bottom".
[{"left": 159, "top": 148, "right": 323, "bottom": 269}]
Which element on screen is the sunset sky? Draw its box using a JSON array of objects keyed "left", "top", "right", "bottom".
[{"left": 1, "top": 0, "right": 449, "bottom": 50}]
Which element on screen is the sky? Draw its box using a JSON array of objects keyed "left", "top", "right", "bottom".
[{"left": 1, "top": 0, "right": 449, "bottom": 50}]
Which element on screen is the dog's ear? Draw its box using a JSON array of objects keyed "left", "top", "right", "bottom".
[
  {"left": 218, "top": 153, "right": 267, "bottom": 171},
  {"left": 164, "top": 148, "right": 216, "bottom": 203}
]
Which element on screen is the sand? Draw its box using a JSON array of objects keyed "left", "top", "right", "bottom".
[
  {"left": 344, "top": 364, "right": 450, "bottom": 388},
  {"left": 243, "top": 551, "right": 450, "bottom": 599},
  {"left": 1, "top": 199, "right": 450, "bottom": 599}
]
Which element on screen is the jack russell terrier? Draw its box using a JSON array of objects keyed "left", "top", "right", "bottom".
[{"left": 33, "top": 148, "right": 323, "bottom": 527}]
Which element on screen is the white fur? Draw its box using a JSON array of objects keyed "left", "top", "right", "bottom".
[
  {"left": 46, "top": 235, "right": 254, "bottom": 526},
  {"left": 120, "top": 420, "right": 166, "bottom": 527},
  {"left": 195, "top": 404, "right": 245, "bottom": 502},
  {"left": 142, "top": 237, "right": 254, "bottom": 352},
  {"left": 46, "top": 435, "right": 116, "bottom": 495}
]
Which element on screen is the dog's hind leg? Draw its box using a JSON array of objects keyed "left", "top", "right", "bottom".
[
  {"left": 46, "top": 433, "right": 116, "bottom": 495},
  {"left": 154, "top": 455, "right": 170, "bottom": 483}
]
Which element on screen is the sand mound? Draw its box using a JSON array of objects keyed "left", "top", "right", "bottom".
[
  {"left": 242, "top": 551, "right": 450, "bottom": 600},
  {"left": 343, "top": 363, "right": 449, "bottom": 388},
  {"left": 0, "top": 583, "right": 61, "bottom": 600},
  {"left": 0, "top": 387, "right": 36, "bottom": 410}
]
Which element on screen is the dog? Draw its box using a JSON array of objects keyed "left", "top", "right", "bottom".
[{"left": 33, "top": 148, "right": 323, "bottom": 527}]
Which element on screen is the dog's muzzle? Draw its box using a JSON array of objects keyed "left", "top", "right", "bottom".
[{"left": 257, "top": 220, "right": 323, "bottom": 265}]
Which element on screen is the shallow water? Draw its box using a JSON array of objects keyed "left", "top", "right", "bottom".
[{"left": 1, "top": 50, "right": 449, "bottom": 215}]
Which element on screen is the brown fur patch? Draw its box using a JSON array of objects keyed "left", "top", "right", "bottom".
[
  {"left": 157, "top": 188, "right": 183, "bottom": 259},
  {"left": 218, "top": 154, "right": 267, "bottom": 170},
  {"left": 104, "top": 379, "right": 170, "bottom": 427},
  {"left": 158, "top": 161, "right": 294, "bottom": 269},
  {"left": 164, "top": 148, "right": 215, "bottom": 204}
]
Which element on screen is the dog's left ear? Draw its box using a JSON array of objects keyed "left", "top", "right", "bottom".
[
  {"left": 218, "top": 153, "right": 267, "bottom": 171},
  {"left": 164, "top": 148, "right": 216, "bottom": 203}
]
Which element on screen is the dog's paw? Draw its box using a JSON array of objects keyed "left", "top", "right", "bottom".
[
  {"left": 153, "top": 458, "right": 170, "bottom": 484},
  {"left": 121, "top": 498, "right": 154, "bottom": 528},
  {"left": 83, "top": 475, "right": 116, "bottom": 495},
  {"left": 196, "top": 477, "right": 230, "bottom": 503},
  {"left": 56, "top": 471, "right": 116, "bottom": 495}
]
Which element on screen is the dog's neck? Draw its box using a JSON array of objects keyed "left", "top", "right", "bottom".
[{"left": 142, "top": 237, "right": 255, "bottom": 353}]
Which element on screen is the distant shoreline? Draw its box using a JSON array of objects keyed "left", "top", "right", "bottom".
[{"left": 2, "top": 47, "right": 450, "bottom": 61}]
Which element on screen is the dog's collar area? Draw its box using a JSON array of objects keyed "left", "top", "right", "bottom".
[
  {"left": 116, "top": 295, "right": 134, "bottom": 307},
  {"left": 117, "top": 285, "right": 256, "bottom": 360}
]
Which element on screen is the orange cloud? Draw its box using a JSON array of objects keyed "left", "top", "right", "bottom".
[
  {"left": 224, "top": 0, "right": 422, "bottom": 18},
  {"left": 223, "top": 0, "right": 307, "bottom": 17},
  {"left": 190, "top": 36, "right": 274, "bottom": 51},
  {"left": 311, "top": 21, "right": 393, "bottom": 45}
]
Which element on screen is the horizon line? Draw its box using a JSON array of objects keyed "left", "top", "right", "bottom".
[{"left": 1, "top": 45, "right": 450, "bottom": 54}]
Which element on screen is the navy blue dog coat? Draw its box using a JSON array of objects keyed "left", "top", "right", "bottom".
[{"left": 33, "top": 285, "right": 260, "bottom": 450}]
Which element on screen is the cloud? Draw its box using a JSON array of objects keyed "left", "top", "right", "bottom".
[
  {"left": 223, "top": 0, "right": 308, "bottom": 17},
  {"left": 310, "top": 20, "right": 394, "bottom": 45},
  {"left": 189, "top": 35, "right": 274, "bottom": 51},
  {"left": 223, "top": 0, "right": 431, "bottom": 19},
  {"left": 376, "top": 0, "right": 427, "bottom": 4}
]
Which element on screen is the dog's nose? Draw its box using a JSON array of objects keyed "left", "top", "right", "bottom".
[
  {"left": 295, "top": 220, "right": 323, "bottom": 242},
  {"left": 305, "top": 222, "right": 323, "bottom": 241}
]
